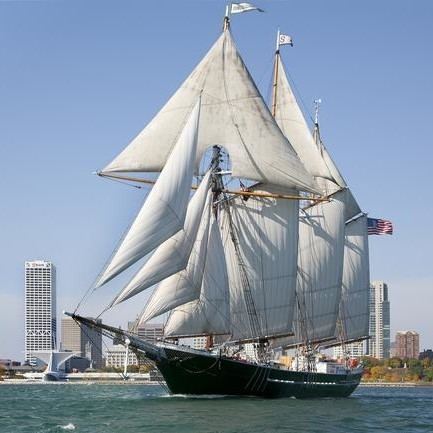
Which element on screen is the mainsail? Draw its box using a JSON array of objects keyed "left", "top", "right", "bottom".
[
  {"left": 94, "top": 99, "right": 201, "bottom": 288},
  {"left": 101, "top": 30, "right": 318, "bottom": 194},
  {"left": 110, "top": 172, "right": 212, "bottom": 306},
  {"left": 220, "top": 186, "right": 299, "bottom": 341},
  {"left": 164, "top": 215, "right": 231, "bottom": 338}
]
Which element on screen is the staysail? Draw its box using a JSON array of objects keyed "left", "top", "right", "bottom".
[
  {"left": 101, "top": 30, "right": 318, "bottom": 194},
  {"left": 110, "top": 172, "right": 212, "bottom": 306},
  {"left": 94, "top": 99, "right": 201, "bottom": 288},
  {"left": 164, "top": 215, "right": 231, "bottom": 338},
  {"left": 138, "top": 199, "right": 212, "bottom": 325},
  {"left": 220, "top": 186, "right": 299, "bottom": 341}
]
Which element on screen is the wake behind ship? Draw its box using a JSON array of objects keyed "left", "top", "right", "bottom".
[{"left": 69, "top": 3, "right": 370, "bottom": 398}]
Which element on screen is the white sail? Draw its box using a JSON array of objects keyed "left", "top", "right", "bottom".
[
  {"left": 338, "top": 215, "right": 370, "bottom": 341},
  {"left": 220, "top": 186, "right": 299, "bottom": 341},
  {"left": 102, "top": 31, "right": 318, "bottom": 194},
  {"left": 284, "top": 189, "right": 347, "bottom": 347},
  {"left": 110, "top": 172, "right": 212, "bottom": 306},
  {"left": 321, "top": 146, "right": 347, "bottom": 189},
  {"left": 274, "top": 56, "right": 339, "bottom": 185},
  {"left": 344, "top": 188, "right": 361, "bottom": 221},
  {"left": 94, "top": 99, "right": 201, "bottom": 288},
  {"left": 138, "top": 199, "right": 211, "bottom": 325},
  {"left": 164, "top": 216, "right": 231, "bottom": 337}
]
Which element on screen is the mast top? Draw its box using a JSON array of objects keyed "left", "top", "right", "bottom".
[
  {"left": 223, "top": 4, "right": 231, "bottom": 31},
  {"left": 314, "top": 98, "right": 322, "bottom": 126}
]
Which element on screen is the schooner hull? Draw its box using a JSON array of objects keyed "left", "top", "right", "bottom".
[
  {"left": 155, "top": 346, "right": 362, "bottom": 398},
  {"left": 65, "top": 313, "right": 362, "bottom": 399}
]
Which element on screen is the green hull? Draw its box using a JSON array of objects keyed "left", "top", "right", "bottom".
[{"left": 156, "top": 346, "right": 362, "bottom": 398}]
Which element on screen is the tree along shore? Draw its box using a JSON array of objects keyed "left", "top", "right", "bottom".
[{"left": 361, "top": 356, "right": 433, "bottom": 383}]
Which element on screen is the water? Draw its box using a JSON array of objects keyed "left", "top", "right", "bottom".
[{"left": 1, "top": 383, "right": 432, "bottom": 433}]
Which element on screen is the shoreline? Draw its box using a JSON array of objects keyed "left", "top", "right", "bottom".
[
  {"left": 2, "top": 379, "right": 433, "bottom": 388},
  {"left": 360, "top": 381, "right": 433, "bottom": 387},
  {"left": 0, "top": 379, "right": 163, "bottom": 385}
]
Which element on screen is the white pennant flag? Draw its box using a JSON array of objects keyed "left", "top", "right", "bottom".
[
  {"left": 279, "top": 34, "right": 293, "bottom": 47},
  {"left": 230, "top": 2, "right": 264, "bottom": 14}
]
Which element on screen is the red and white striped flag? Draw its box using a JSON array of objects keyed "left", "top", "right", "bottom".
[{"left": 367, "top": 218, "right": 393, "bottom": 235}]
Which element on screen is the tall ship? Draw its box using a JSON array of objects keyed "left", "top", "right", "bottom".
[{"left": 68, "top": 4, "right": 370, "bottom": 398}]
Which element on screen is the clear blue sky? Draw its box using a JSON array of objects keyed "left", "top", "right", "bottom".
[{"left": 1, "top": 0, "right": 432, "bottom": 361}]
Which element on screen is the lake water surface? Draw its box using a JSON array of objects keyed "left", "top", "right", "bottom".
[{"left": 1, "top": 383, "right": 432, "bottom": 433}]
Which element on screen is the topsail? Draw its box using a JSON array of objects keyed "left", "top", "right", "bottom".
[{"left": 102, "top": 30, "right": 318, "bottom": 194}]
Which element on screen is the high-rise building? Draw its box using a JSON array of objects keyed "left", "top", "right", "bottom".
[
  {"left": 368, "top": 281, "right": 390, "bottom": 359},
  {"left": 25, "top": 260, "right": 56, "bottom": 366},
  {"left": 61, "top": 317, "right": 103, "bottom": 369},
  {"left": 395, "top": 331, "right": 419, "bottom": 359}
]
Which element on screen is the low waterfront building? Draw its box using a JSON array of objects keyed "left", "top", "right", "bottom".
[
  {"left": 192, "top": 337, "right": 207, "bottom": 350},
  {"left": 419, "top": 349, "right": 433, "bottom": 361},
  {"left": 128, "top": 322, "right": 164, "bottom": 341},
  {"left": 105, "top": 345, "right": 138, "bottom": 368},
  {"left": 333, "top": 341, "right": 366, "bottom": 359}
]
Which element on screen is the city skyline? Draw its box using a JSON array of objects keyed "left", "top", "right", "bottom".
[{"left": 1, "top": 1, "right": 433, "bottom": 360}]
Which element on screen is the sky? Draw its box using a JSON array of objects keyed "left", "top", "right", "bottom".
[{"left": 1, "top": 0, "right": 432, "bottom": 361}]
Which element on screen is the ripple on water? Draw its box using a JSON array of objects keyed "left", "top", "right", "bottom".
[{"left": 59, "top": 424, "right": 75, "bottom": 431}]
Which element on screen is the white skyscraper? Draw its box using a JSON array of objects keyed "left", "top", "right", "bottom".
[
  {"left": 368, "top": 281, "right": 390, "bottom": 359},
  {"left": 25, "top": 260, "right": 56, "bottom": 366}
]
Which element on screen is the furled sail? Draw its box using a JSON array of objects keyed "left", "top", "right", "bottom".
[
  {"left": 102, "top": 30, "right": 318, "bottom": 194},
  {"left": 337, "top": 215, "right": 370, "bottom": 341},
  {"left": 110, "top": 172, "right": 212, "bottom": 306},
  {"left": 138, "top": 200, "right": 212, "bottom": 325},
  {"left": 220, "top": 186, "right": 299, "bottom": 341},
  {"left": 164, "top": 216, "right": 231, "bottom": 338},
  {"left": 94, "top": 99, "right": 201, "bottom": 288}
]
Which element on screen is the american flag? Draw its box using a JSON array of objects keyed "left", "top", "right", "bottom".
[{"left": 367, "top": 218, "right": 393, "bottom": 235}]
